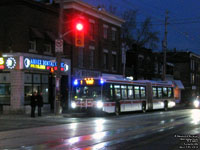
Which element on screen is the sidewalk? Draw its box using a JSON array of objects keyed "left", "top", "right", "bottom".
[{"left": 0, "top": 112, "right": 88, "bottom": 132}]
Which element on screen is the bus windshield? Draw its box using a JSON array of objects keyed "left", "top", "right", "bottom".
[{"left": 72, "top": 86, "right": 102, "bottom": 100}]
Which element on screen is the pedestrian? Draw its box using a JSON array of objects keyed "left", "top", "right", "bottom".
[
  {"left": 37, "top": 92, "right": 43, "bottom": 116},
  {"left": 30, "top": 91, "right": 38, "bottom": 118}
]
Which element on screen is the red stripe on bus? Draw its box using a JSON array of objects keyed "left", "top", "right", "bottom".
[{"left": 120, "top": 100, "right": 143, "bottom": 104}]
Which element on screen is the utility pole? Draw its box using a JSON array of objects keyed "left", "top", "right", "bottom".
[
  {"left": 162, "top": 10, "right": 168, "bottom": 81},
  {"left": 55, "top": 0, "right": 64, "bottom": 115},
  {"left": 122, "top": 43, "right": 129, "bottom": 78}
]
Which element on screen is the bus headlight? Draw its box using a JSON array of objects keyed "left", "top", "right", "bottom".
[
  {"left": 97, "top": 101, "right": 103, "bottom": 109},
  {"left": 193, "top": 100, "right": 200, "bottom": 108},
  {"left": 71, "top": 102, "right": 76, "bottom": 109}
]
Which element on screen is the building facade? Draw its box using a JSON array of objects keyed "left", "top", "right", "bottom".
[
  {"left": 0, "top": 0, "right": 124, "bottom": 113},
  {"left": 57, "top": 0, "right": 124, "bottom": 78},
  {"left": 0, "top": 0, "right": 71, "bottom": 113},
  {"left": 167, "top": 51, "right": 200, "bottom": 102}
]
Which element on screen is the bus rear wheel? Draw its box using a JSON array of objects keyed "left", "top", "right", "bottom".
[
  {"left": 115, "top": 104, "right": 120, "bottom": 116},
  {"left": 164, "top": 101, "right": 168, "bottom": 111},
  {"left": 142, "top": 103, "right": 146, "bottom": 113}
]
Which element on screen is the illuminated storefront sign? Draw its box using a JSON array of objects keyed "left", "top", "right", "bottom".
[
  {"left": 6, "top": 57, "right": 16, "bottom": 69},
  {"left": 0, "top": 57, "right": 4, "bottom": 69},
  {"left": 24, "top": 58, "right": 69, "bottom": 72},
  {"left": 0, "top": 57, "right": 4, "bottom": 65},
  {"left": 0, "top": 57, "right": 17, "bottom": 70}
]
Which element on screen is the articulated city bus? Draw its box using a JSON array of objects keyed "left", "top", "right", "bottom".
[{"left": 71, "top": 77, "right": 176, "bottom": 115}]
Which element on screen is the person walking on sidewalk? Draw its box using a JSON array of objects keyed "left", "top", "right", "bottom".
[
  {"left": 30, "top": 91, "right": 38, "bottom": 118},
  {"left": 37, "top": 92, "right": 43, "bottom": 116}
]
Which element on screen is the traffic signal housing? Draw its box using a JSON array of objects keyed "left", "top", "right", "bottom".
[{"left": 75, "top": 20, "right": 84, "bottom": 47}]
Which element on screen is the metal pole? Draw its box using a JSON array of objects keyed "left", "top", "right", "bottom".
[
  {"left": 162, "top": 10, "right": 168, "bottom": 81},
  {"left": 55, "top": 0, "right": 64, "bottom": 115}
]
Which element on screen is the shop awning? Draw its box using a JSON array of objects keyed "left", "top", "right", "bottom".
[{"left": 173, "top": 80, "right": 184, "bottom": 89}]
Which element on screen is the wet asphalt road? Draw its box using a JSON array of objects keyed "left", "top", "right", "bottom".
[{"left": 0, "top": 108, "right": 200, "bottom": 150}]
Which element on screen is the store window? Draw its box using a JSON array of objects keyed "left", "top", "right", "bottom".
[
  {"left": 0, "top": 73, "right": 10, "bottom": 104},
  {"left": 0, "top": 84, "right": 10, "bottom": 104},
  {"left": 24, "top": 73, "right": 49, "bottom": 104}
]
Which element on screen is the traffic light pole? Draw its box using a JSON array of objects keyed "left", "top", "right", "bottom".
[{"left": 55, "top": 0, "right": 64, "bottom": 115}]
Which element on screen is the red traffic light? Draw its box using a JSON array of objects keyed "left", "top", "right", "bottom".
[{"left": 76, "top": 23, "right": 83, "bottom": 31}]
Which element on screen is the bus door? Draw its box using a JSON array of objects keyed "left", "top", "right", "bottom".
[{"left": 146, "top": 82, "right": 153, "bottom": 110}]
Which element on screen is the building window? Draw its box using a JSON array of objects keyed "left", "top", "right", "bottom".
[
  {"left": 90, "top": 23, "right": 95, "bottom": 40},
  {"left": 29, "top": 40, "right": 36, "bottom": 52},
  {"left": 90, "top": 50, "right": 94, "bottom": 68},
  {"left": 112, "top": 53, "right": 117, "bottom": 71},
  {"left": 103, "top": 51, "right": 109, "bottom": 70},
  {"left": 111, "top": 27, "right": 116, "bottom": 41},
  {"left": 103, "top": 25, "right": 108, "bottom": 39},
  {"left": 44, "top": 43, "right": 52, "bottom": 54},
  {"left": 191, "top": 73, "right": 195, "bottom": 84},
  {"left": 78, "top": 48, "right": 83, "bottom": 67},
  {"left": 191, "top": 60, "right": 195, "bottom": 71}
]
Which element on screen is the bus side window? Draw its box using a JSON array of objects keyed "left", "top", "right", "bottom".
[
  {"left": 110, "top": 84, "right": 113, "bottom": 100},
  {"left": 153, "top": 87, "right": 157, "bottom": 98},
  {"left": 168, "top": 87, "right": 173, "bottom": 98},
  {"left": 163, "top": 87, "right": 168, "bottom": 98},
  {"left": 114, "top": 85, "right": 121, "bottom": 100},
  {"left": 121, "top": 85, "right": 127, "bottom": 99},
  {"left": 128, "top": 86, "right": 133, "bottom": 99},
  {"left": 158, "top": 87, "right": 162, "bottom": 98},
  {"left": 134, "top": 86, "right": 140, "bottom": 99},
  {"left": 103, "top": 84, "right": 111, "bottom": 101},
  {"left": 140, "top": 86, "right": 146, "bottom": 99}
]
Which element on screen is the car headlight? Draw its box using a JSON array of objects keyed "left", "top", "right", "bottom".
[
  {"left": 193, "top": 100, "right": 200, "bottom": 108},
  {"left": 96, "top": 101, "right": 103, "bottom": 109},
  {"left": 71, "top": 102, "right": 76, "bottom": 109}
]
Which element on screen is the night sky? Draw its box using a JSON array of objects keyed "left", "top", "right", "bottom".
[{"left": 82, "top": 0, "right": 200, "bottom": 54}]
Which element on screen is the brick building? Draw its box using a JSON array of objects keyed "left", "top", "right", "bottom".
[
  {"left": 0, "top": 0, "right": 124, "bottom": 113},
  {"left": 167, "top": 51, "right": 200, "bottom": 102},
  {"left": 58, "top": 0, "right": 124, "bottom": 78}
]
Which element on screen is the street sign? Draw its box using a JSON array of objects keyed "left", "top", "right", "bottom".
[{"left": 55, "top": 39, "right": 63, "bottom": 53}]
